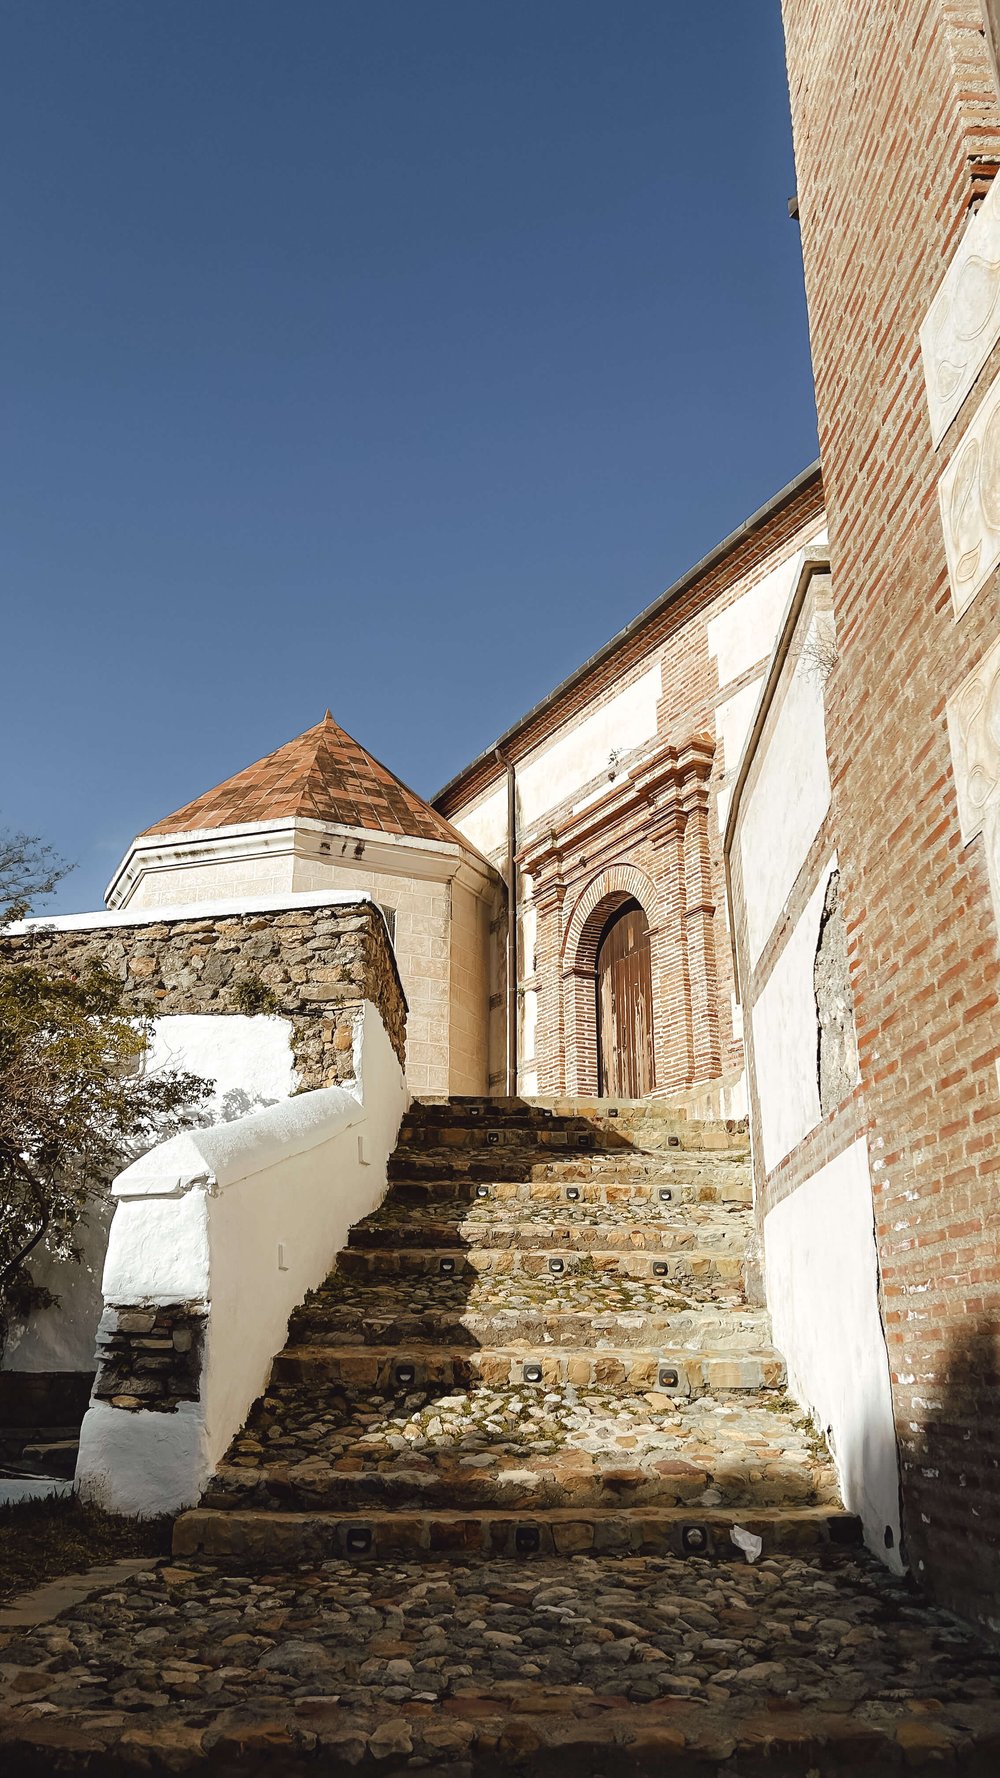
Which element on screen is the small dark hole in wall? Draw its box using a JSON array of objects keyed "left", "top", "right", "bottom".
[{"left": 884, "top": 1524, "right": 895, "bottom": 1549}]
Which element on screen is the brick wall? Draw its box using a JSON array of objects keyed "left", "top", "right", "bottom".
[
  {"left": 781, "top": 0, "right": 1000, "bottom": 1626},
  {"left": 1, "top": 902, "right": 407, "bottom": 1089}
]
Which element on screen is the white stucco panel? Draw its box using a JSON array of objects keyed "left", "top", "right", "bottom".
[
  {"left": 145, "top": 1014, "right": 299, "bottom": 1120},
  {"left": 764, "top": 1139, "right": 903, "bottom": 1568},
  {"left": 516, "top": 664, "right": 662, "bottom": 828},
  {"left": 102, "top": 1188, "right": 211, "bottom": 1306},
  {"left": 716, "top": 676, "right": 764, "bottom": 775},
  {"left": 706, "top": 552, "right": 801, "bottom": 686},
  {"left": 739, "top": 615, "right": 832, "bottom": 967},
  {"left": 751, "top": 866, "right": 831, "bottom": 1175},
  {"left": 444, "top": 781, "right": 508, "bottom": 863}
]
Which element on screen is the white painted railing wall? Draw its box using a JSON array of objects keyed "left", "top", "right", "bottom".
[{"left": 76, "top": 1001, "right": 407, "bottom": 1516}]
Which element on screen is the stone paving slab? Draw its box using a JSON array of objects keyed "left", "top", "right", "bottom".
[
  {"left": 0, "top": 1560, "right": 152, "bottom": 1632},
  {"left": 0, "top": 1552, "right": 998, "bottom": 1774}
]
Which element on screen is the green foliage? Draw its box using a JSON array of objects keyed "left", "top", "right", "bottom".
[
  {"left": 231, "top": 973, "right": 280, "bottom": 1016},
  {"left": 0, "top": 830, "right": 211, "bottom": 1354}
]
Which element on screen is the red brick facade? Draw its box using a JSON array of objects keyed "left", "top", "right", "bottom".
[{"left": 781, "top": 0, "right": 1000, "bottom": 1626}]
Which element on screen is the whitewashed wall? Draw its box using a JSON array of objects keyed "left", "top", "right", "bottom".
[{"left": 76, "top": 1001, "right": 407, "bottom": 1516}]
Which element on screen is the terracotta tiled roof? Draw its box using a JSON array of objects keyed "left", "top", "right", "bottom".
[{"left": 142, "top": 713, "right": 475, "bottom": 849}]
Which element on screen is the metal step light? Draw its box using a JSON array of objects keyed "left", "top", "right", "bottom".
[
  {"left": 476, "top": 1184, "right": 490, "bottom": 1198},
  {"left": 548, "top": 1257, "right": 565, "bottom": 1275},
  {"left": 658, "top": 1366, "right": 679, "bottom": 1389},
  {"left": 487, "top": 1131, "right": 501, "bottom": 1146},
  {"left": 392, "top": 1362, "right": 416, "bottom": 1390},
  {"left": 577, "top": 1133, "right": 594, "bottom": 1150},
  {"left": 345, "top": 1527, "right": 374, "bottom": 1555},
  {"left": 515, "top": 1525, "right": 541, "bottom": 1554},
  {"left": 680, "top": 1523, "right": 708, "bottom": 1556},
  {"left": 522, "top": 1361, "right": 543, "bottom": 1384},
  {"left": 652, "top": 1262, "right": 669, "bottom": 1278},
  {"left": 658, "top": 1188, "right": 673, "bottom": 1204},
  {"left": 439, "top": 1257, "right": 456, "bottom": 1276},
  {"left": 565, "top": 1186, "right": 580, "bottom": 1201}
]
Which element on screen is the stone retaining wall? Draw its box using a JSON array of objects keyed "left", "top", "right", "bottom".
[
  {"left": 1, "top": 902, "right": 406, "bottom": 1089},
  {"left": 91, "top": 1306, "right": 205, "bottom": 1413}
]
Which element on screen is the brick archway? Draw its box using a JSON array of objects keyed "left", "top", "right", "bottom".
[{"left": 561, "top": 865, "right": 660, "bottom": 1096}]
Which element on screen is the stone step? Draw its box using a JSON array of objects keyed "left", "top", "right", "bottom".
[
  {"left": 271, "top": 1342, "right": 785, "bottom": 1395},
  {"left": 13, "top": 1437, "right": 80, "bottom": 1480},
  {"left": 390, "top": 1174, "right": 753, "bottom": 1207},
  {"left": 291, "top": 1273, "right": 756, "bottom": 1341},
  {"left": 289, "top": 1301, "right": 775, "bottom": 1349},
  {"left": 214, "top": 1381, "right": 836, "bottom": 1515},
  {"left": 204, "top": 1451, "right": 824, "bottom": 1514},
  {"left": 348, "top": 1215, "right": 747, "bottom": 1255},
  {"left": 336, "top": 1245, "right": 745, "bottom": 1283},
  {"left": 173, "top": 1503, "right": 861, "bottom": 1564},
  {"left": 406, "top": 1101, "right": 748, "bottom": 1147},
  {"left": 388, "top": 1153, "right": 751, "bottom": 1193}
]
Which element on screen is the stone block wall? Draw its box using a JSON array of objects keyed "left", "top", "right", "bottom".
[
  {"left": 1, "top": 901, "right": 406, "bottom": 1090},
  {"left": 780, "top": 0, "right": 1000, "bottom": 1627},
  {"left": 92, "top": 1306, "right": 205, "bottom": 1412}
]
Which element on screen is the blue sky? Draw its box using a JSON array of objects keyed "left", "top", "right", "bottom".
[{"left": 1, "top": 2, "right": 817, "bottom": 912}]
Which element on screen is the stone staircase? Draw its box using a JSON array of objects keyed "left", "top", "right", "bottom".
[{"left": 173, "top": 1099, "right": 860, "bottom": 1565}]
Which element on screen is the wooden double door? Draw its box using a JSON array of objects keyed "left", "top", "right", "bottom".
[{"left": 596, "top": 899, "right": 655, "bottom": 1098}]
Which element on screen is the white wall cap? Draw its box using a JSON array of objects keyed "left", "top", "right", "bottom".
[
  {"left": 113, "top": 1084, "right": 363, "bottom": 1199},
  {"left": 5, "top": 887, "right": 381, "bottom": 938}
]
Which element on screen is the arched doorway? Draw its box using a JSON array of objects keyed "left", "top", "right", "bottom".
[{"left": 596, "top": 898, "right": 655, "bottom": 1097}]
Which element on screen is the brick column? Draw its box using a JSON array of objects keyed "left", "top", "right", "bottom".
[
  {"left": 649, "top": 807, "right": 695, "bottom": 1092},
  {"left": 680, "top": 771, "right": 721, "bottom": 1083}
]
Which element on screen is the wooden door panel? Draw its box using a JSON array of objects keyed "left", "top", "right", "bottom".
[{"left": 596, "top": 902, "right": 655, "bottom": 1098}]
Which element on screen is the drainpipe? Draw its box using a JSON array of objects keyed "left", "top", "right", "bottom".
[{"left": 496, "top": 748, "right": 518, "bottom": 1097}]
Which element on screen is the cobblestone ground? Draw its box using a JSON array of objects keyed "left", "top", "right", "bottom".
[
  {"left": 3, "top": 1102, "right": 997, "bottom": 1772},
  {"left": 1, "top": 1550, "right": 999, "bottom": 1773}
]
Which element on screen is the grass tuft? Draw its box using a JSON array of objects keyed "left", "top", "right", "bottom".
[{"left": 0, "top": 1495, "right": 171, "bottom": 1603}]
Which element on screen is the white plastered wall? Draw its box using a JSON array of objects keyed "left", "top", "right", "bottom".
[
  {"left": 765, "top": 1141, "right": 903, "bottom": 1567},
  {"left": 76, "top": 1002, "right": 407, "bottom": 1516}
]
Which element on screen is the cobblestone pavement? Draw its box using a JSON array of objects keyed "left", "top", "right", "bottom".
[
  {"left": 1, "top": 1550, "right": 999, "bottom": 1773},
  {"left": 3, "top": 1103, "right": 997, "bottom": 1770}
]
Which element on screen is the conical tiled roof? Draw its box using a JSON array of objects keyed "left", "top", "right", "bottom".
[{"left": 142, "top": 712, "right": 473, "bottom": 848}]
